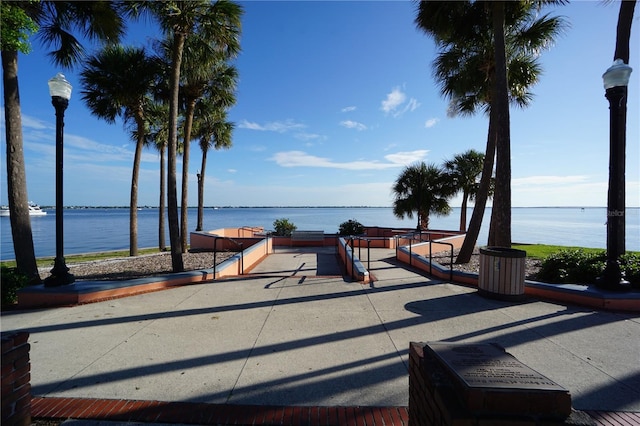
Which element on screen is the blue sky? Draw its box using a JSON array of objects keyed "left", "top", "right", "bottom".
[{"left": 1, "top": 1, "right": 638, "bottom": 208}]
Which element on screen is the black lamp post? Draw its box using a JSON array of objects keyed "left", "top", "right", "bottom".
[
  {"left": 44, "top": 73, "right": 75, "bottom": 287},
  {"left": 598, "top": 59, "right": 632, "bottom": 292}
]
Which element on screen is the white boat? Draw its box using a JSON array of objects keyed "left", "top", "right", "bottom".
[{"left": 0, "top": 202, "right": 47, "bottom": 217}]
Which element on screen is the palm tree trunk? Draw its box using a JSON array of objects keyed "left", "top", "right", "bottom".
[
  {"left": 2, "top": 50, "right": 40, "bottom": 284},
  {"left": 196, "top": 149, "right": 208, "bottom": 232},
  {"left": 614, "top": 0, "right": 636, "bottom": 63},
  {"left": 158, "top": 143, "right": 166, "bottom": 251},
  {"left": 129, "top": 114, "right": 145, "bottom": 257},
  {"left": 180, "top": 99, "right": 197, "bottom": 252},
  {"left": 488, "top": 1, "right": 511, "bottom": 248},
  {"left": 460, "top": 192, "right": 469, "bottom": 232},
  {"left": 456, "top": 117, "right": 496, "bottom": 264},
  {"left": 167, "top": 32, "right": 186, "bottom": 272}
]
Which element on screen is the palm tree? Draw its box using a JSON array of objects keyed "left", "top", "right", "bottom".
[
  {"left": 176, "top": 35, "right": 240, "bottom": 251},
  {"left": 415, "top": 1, "right": 565, "bottom": 262},
  {"left": 80, "top": 45, "right": 160, "bottom": 256},
  {"left": 192, "top": 62, "right": 238, "bottom": 231},
  {"left": 134, "top": 100, "right": 170, "bottom": 251},
  {"left": 193, "top": 99, "right": 235, "bottom": 231},
  {"left": 1, "top": 1, "right": 124, "bottom": 283},
  {"left": 392, "top": 162, "right": 453, "bottom": 231},
  {"left": 136, "top": 0, "right": 242, "bottom": 272},
  {"left": 444, "top": 149, "right": 486, "bottom": 232}
]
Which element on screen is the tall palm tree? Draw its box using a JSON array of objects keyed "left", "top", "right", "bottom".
[
  {"left": 192, "top": 62, "right": 238, "bottom": 231},
  {"left": 193, "top": 100, "right": 235, "bottom": 231},
  {"left": 444, "top": 149, "right": 486, "bottom": 232},
  {"left": 177, "top": 36, "right": 239, "bottom": 251},
  {"left": 1, "top": 1, "right": 124, "bottom": 283},
  {"left": 392, "top": 162, "right": 453, "bottom": 231},
  {"left": 415, "top": 0, "right": 565, "bottom": 262},
  {"left": 136, "top": 0, "right": 242, "bottom": 272},
  {"left": 133, "top": 100, "right": 170, "bottom": 251},
  {"left": 80, "top": 45, "right": 160, "bottom": 256}
]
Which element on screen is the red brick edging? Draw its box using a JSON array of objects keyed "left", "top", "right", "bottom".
[{"left": 31, "top": 396, "right": 410, "bottom": 425}]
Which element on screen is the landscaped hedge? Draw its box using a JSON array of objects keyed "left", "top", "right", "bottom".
[
  {"left": 536, "top": 249, "right": 640, "bottom": 289},
  {"left": 1, "top": 266, "right": 29, "bottom": 307}
]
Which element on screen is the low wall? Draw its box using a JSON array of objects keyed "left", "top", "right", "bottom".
[
  {"left": 363, "top": 226, "right": 413, "bottom": 238},
  {"left": 1, "top": 332, "right": 31, "bottom": 426},
  {"left": 397, "top": 241, "right": 640, "bottom": 312},
  {"left": 190, "top": 229, "right": 264, "bottom": 251},
  {"left": 337, "top": 238, "right": 369, "bottom": 283},
  {"left": 345, "top": 236, "right": 395, "bottom": 249},
  {"left": 271, "top": 235, "right": 339, "bottom": 247},
  {"left": 398, "top": 234, "right": 465, "bottom": 258},
  {"left": 213, "top": 237, "right": 272, "bottom": 279}
]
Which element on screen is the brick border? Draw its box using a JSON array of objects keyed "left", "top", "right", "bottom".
[{"left": 32, "top": 397, "right": 409, "bottom": 425}]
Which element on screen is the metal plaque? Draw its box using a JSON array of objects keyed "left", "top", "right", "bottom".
[{"left": 427, "top": 342, "right": 566, "bottom": 391}]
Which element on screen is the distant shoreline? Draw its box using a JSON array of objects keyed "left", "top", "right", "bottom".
[{"left": 8, "top": 205, "right": 635, "bottom": 210}]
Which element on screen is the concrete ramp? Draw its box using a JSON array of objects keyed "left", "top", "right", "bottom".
[{"left": 247, "top": 246, "right": 343, "bottom": 277}]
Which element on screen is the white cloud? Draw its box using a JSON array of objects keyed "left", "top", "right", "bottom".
[
  {"left": 384, "top": 150, "right": 429, "bottom": 165},
  {"left": 425, "top": 118, "right": 439, "bottom": 128},
  {"left": 341, "top": 106, "right": 357, "bottom": 113},
  {"left": 269, "top": 149, "right": 428, "bottom": 170},
  {"left": 238, "top": 119, "right": 306, "bottom": 133},
  {"left": 228, "top": 169, "right": 237, "bottom": 173},
  {"left": 22, "top": 114, "right": 50, "bottom": 130},
  {"left": 406, "top": 98, "right": 420, "bottom": 113},
  {"left": 381, "top": 87, "right": 406, "bottom": 114},
  {"left": 295, "top": 132, "right": 326, "bottom": 142},
  {"left": 340, "top": 120, "right": 367, "bottom": 131},
  {"left": 381, "top": 87, "right": 420, "bottom": 117}
]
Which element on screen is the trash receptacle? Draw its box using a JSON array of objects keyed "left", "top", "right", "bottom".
[{"left": 478, "top": 246, "right": 526, "bottom": 301}]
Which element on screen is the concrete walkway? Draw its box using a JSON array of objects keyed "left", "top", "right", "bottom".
[{"left": 2, "top": 247, "right": 639, "bottom": 424}]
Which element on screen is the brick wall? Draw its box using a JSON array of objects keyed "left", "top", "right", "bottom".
[{"left": 1, "top": 332, "right": 31, "bottom": 426}]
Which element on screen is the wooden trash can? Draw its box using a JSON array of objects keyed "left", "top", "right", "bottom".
[{"left": 478, "top": 247, "right": 526, "bottom": 301}]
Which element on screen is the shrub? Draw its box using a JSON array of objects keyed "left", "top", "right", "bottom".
[
  {"left": 619, "top": 252, "right": 640, "bottom": 289},
  {"left": 338, "top": 219, "right": 364, "bottom": 236},
  {"left": 537, "top": 249, "right": 606, "bottom": 284},
  {"left": 1, "top": 266, "right": 29, "bottom": 306},
  {"left": 272, "top": 218, "right": 297, "bottom": 236},
  {"left": 537, "top": 249, "right": 640, "bottom": 287}
]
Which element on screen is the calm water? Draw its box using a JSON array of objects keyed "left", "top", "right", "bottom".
[{"left": 1, "top": 207, "right": 639, "bottom": 260}]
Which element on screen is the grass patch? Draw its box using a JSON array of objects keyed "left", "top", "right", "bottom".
[
  {"left": 1, "top": 248, "right": 165, "bottom": 269},
  {"left": 512, "top": 244, "right": 607, "bottom": 260}
]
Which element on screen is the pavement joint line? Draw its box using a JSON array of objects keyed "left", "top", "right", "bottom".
[{"left": 227, "top": 274, "right": 285, "bottom": 404}]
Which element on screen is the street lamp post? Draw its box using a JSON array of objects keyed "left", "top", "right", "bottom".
[
  {"left": 44, "top": 73, "right": 75, "bottom": 287},
  {"left": 598, "top": 59, "right": 632, "bottom": 291}
]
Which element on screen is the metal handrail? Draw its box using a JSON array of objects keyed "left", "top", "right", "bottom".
[
  {"left": 353, "top": 236, "right": 372, "bottom": 271},
  {"left": 395, "top": 232, "right": 455, "bottom": 280},
  {"left": 213, "top": 236, "right": 244, "bottom": 279},
  {"left": 348, "top": 237, "right": 355, "bottom": 281},
  {"left": 428, "top": 240, "right": 454, "bottom": 281},
  {"left": 239, "top": 225, "right": 262, "bottom": 236}
]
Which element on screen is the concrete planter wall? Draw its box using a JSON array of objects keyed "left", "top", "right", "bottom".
[{"left": 478, "top": 246, "right": 527, "bottom": 301}]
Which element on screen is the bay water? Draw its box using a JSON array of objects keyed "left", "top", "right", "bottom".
[{"left": 1, "top": 207, "right": 638, "bottom": 261}]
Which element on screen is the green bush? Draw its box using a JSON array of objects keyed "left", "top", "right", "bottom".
[
  {"left": 537, "top": 249, "right": 640, "bottom": 287},
  {"left": 1, "top": 266, "right": 29, "bottom": 306},
  {"left": 272, "top": 218, "right": 297, "bottom": 236},
  {"left": 338, "top": 219, "right": 364, "bottom": 236},
  {"left": 620, "top": 252, "right": 640, "bottom": 289}
]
